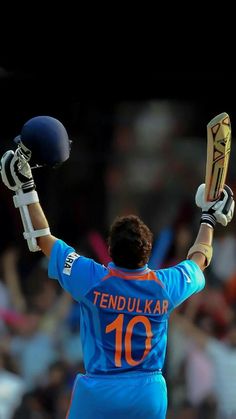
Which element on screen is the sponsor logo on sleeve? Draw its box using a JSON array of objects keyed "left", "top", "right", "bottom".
[
  {"left": 63, "top": 252, "right": 80, "bottom": 275},
  {"left": 183, "top": 271, "right": 191, "bottom": 283}
]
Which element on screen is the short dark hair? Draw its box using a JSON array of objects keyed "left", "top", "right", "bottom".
[{"left": 108, "top": 215, "right": 153, "bottom": 269}]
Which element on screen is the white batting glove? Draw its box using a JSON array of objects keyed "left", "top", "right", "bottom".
[
  {"left": 195, "top": 183, "right": 235, "bottom": 227},
  {"left": 0, "top": 149, "right": 35, "bottom": 193}
]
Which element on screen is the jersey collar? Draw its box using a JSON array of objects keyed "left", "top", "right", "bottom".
[{"left": 108, "top": 262, "right": 149, "bottom": 273}]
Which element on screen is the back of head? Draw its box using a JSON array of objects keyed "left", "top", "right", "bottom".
[{"left": 108, "top": 215, "right": 153, "bottom": 269}]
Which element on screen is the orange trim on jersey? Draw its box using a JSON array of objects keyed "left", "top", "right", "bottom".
[
  {"left": 111, "top": 267, "right": 150, "bottom": 276},
  {"left": 102, "top": 268, "right": 164, "bottom": 288}
]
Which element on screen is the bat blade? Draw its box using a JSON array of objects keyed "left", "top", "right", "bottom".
[{"left": 205, "top": 112, "right": 231, "bottom": 202}]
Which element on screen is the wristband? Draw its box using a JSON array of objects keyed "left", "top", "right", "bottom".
[{"left": 200, "top": 212, "right": 216, "bottom": 228}]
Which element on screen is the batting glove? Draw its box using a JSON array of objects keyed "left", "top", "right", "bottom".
[
  {"left": 0, "top": 148, "right": 35, "bottom": 193},
  {"left": 195, "top": 183, "right": 235, "bottom": 227}
]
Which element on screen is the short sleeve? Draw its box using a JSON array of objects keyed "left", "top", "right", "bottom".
[
  {"left": 48, "top": 239, "right": 107, "bottom": 300},
  {"left": 157, "top": 260, "right": 205, "bottom": 310}
]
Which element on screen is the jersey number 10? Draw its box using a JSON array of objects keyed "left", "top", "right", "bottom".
[{"left": 105, "top": 314, "right": 153, "bottom": 367}]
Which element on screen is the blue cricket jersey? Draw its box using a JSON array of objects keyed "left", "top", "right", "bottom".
[{"left": 49, "top": 240, "right": 205, "bottom": 375}]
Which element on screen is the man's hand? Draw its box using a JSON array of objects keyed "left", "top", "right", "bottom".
[
  {"left": 0, "top": 148, "right": 35, "bottom": 193},
  {"left": 0, "top": 148, "right": 53, "bottom": 253},
  {"left": 196, "top": 183, "right": 235, "bottom": 227}
]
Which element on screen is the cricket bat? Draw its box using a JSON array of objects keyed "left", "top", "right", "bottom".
[{"left": 205, "top": 112, "right": 231, "bottom": 202}]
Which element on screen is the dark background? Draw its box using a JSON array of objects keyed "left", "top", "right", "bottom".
[
  {"left": 1, "top": 65, "right": 236, "bottom": 132},
  {"left": 1, "top": 63, "right": 236, "bottom": 260}
]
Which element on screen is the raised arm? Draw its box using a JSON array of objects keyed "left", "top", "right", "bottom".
[
  {"left": 27, "top": 202, "right": 57, "bottom": 257},
  {"left": 187, "top": 183, "right": 234, "bottom": 271},
  {"left": 0, "top": 149, "right": 58, "bottom": 257},
  {"left": 188, "top": 224, "right": 213, "bottom": 271},
  {"left": 1, "top": 247, "right": 26, "bottom": 311},
  {"left": 0, "top": 116, "right": 71, "bottom": 255}
]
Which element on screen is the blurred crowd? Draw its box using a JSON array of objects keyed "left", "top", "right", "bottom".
[
  {"left": 0, "top": 246, "right": 85, "bottom": 419},
  {"left": 1, "top": 101, "right": 236, "bottom": 418},
  {"left": 166, "top": 223, "right": 236, "bottom": 419}
]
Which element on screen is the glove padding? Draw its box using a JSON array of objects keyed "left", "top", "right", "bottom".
[
  {"left": 0, "top": 149, "right": 35, "bottom": 193},
  {"left": 195, "top": 183, "right": 235, "bottom": 227}
]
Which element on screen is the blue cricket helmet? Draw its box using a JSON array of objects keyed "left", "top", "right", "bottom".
[{"left": 14, "top": 116, "right": 71, "bottom": 167}]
